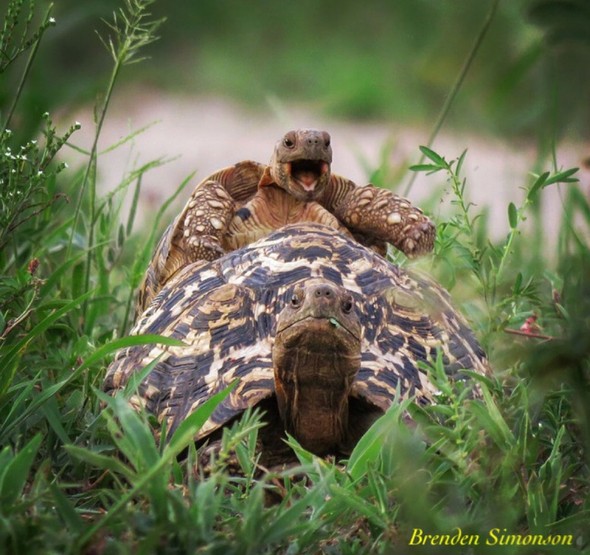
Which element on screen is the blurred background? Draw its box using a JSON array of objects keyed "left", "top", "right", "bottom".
[{"left": 3, "top": 0, "right": 590, "bottom": 235}]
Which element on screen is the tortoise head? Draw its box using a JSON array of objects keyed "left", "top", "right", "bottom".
[
  {"left": 260, "top": 129, "right": 332, "bottom": 201},
  {"left": 272, "top": 278, "right": 361, "bottom": 454}
]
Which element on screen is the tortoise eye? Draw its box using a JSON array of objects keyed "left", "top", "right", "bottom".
[
  {"left": 290, "top": 293, "right": 302, "bottom": 308},
  {"left": 341, "top": 297, "right": 353, "bottom": 314},
  {"left": 283, "top": 132, "right": 296, "bottom": 148}
]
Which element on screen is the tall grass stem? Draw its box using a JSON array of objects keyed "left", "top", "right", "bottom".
[{"left": 403, "top": 0, "right": 500, "bottom": 196}]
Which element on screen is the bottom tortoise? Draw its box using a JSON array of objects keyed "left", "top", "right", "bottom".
[{"left": 105, "top": 223, "right": 489, "bottom": 460}]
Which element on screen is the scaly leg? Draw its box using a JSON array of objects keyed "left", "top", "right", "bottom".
[
  {"left": 324, "top": 176, "right": 435, "bottom": 257},
  {"left": 177, "top": 179, "right": 236, "bottom": 262},
  {"left": 137, "top": 180, "right": 235, "bottom": 314}
]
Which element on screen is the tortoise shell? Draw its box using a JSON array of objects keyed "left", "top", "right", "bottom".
[
  {"left": 136, "top": 129, "right": 435, "bottom": 313},
  {"left": 106, "top": 223, "right": 488, "bottom": 456}
]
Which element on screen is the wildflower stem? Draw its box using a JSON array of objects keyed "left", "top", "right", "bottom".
[
  {"left": 65, "top": 0, "right": 163, "bottom": 322},
  {"left": 0, "top": 4, "right": 54, "bottom": 138},
  {"left": 77, "top": 62, "right": 122, "bottom": 315}
]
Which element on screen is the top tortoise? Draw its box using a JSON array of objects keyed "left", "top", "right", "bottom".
[{"left": 138, "top": 129, "right": 435, "bottom": 312}]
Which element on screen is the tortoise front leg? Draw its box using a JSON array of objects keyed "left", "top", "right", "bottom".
[
  {"left": 179, "top": 179, "right": 236, "bottom": 262},
  {"left": 326, "top": 176, "right": 435, "bottom": 257},
  {"left": 135, "top": 180, "right": 235, "bottom": 314}
]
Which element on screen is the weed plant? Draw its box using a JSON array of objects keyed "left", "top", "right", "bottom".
[{"left": 1, "top": 1, "right": 589, "bottom": 554}]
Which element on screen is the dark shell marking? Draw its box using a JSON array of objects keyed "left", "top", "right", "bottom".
[{"left": 105, "top": 223, "right": 488, "bottom": 440}]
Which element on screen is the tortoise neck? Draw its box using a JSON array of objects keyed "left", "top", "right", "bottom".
[{"left": 273, "top": 344, "right": 360, "bottom": 454}]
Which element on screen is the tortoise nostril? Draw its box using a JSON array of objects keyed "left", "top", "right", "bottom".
[{"left": 313, "top": 285, "right": 333, "bottom": 298}]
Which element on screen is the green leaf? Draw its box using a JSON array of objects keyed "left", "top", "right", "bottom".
[
  {"left": 470, "top": 387, "right": 514, "bottom": 449},
  {"left": 65, "top": 444, "right": 135, "bottom": 480},
  {"left": 419, "top": 145, "right": 446, "bottom": 168},
  {"left": 283, "top": 434, "right": 315, "bottom": 467},
  {"left": 455, "top": 149, "right": 468, "bottom": 176},
  {"left": 543, "top": 167, "right": 579, "bottom": 186},
  {"left": 528, "top": 171, "right": 549, "bottom": 198},
  {"left": 95, "top": 391, "right": 159, "bottom": 471},
  {"left": 508, "top": 202, "right": 518, "bottom": 229},
  {"left": 167, "top": 381, "right": 237, "bottom": 456},
  {"left": 328, "top": 483, "right": 388, "bottom": 528},
  {"left": 48, "top": 482, "right": 86, "bottom": 535},
  {"left": 0, "top": 291, "right": 92, "bottom": 397},
  {"left": 0, "top": 434, "right": 41, "bottom": 506},
  {"left": 409, "top": 163, "right": 442, "bottom": 174},
  {"left": 513, "top": 271, "right": 523, "bottom": 294},
  {"left": 0, "top": 447, "right": 14, "bottom": 496},
  {"left": 347, "top": 396, "right": 411, "bottom": 480}
]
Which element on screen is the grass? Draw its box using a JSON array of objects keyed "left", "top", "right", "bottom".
[{"left": 1, "top": 1, "right": 589, "bottom": 553}]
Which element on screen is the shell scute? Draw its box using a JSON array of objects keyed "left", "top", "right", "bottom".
[{"left": 105, "top": 223, "right": 490, "bottom": 445}]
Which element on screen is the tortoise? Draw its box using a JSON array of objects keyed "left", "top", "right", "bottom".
[
  {"left": 137, "top": 129, "right": 435, "bottom": 312},
  {"left": 106, "top": 223, "right": 489, "bottom": 463}
]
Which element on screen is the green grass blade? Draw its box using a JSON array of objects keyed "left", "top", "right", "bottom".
[
  {"left": 1, "top": 381, "right": 75, "bottom": 439},
  {"left": 65, "top": 444, "right": 134, "bottom": 480},
  {"left": 41, "top": 396, "right": 72, "bottom": 445},
  {"left": 167, "top": 382, "right": 236, "bottom": 455},
  {"left": 74, "top": 383, "right": 234, "bottom": 550},
  {"left": 346, "top": 396, "right": 411, "bottom": 480},
  {"left": 0, "top": 447, "right": 13, "bottom": 495},
  {"left": 470, "top": 386, "right": 514, "bottom": 450},
  {"left": 76, "top": 334, "right": 185, "bottom": 374},
  {"left": 508, "top": 202, "right": 518, "bottom": 229},
  {"left": 0, "top": 433, "right": 41, "bottom": 506},
  {"left": 48, "top": 482, "right": 86, "bottom": 535},
  {"left": 122, "top": 355, "right": 164, "bottom": 398},
  {"left": 0, "top": 291, "right": 92, "bottom": 397},
  {"left": 101, "top": 392, "right": 160, "bottom": 470},
  {"left": 259, "top": 485, "right": 325, "bottom": 545},
  {"left": 328, "top": 483, "right": 388, "bottom": 529}
]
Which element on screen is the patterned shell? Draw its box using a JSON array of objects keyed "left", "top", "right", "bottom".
[{"left": 104, "top": 222, "right": 489, "bottom": 439}]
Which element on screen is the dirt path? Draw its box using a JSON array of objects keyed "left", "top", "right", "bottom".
[{"left": 65, "top": 89, "right": 589, "bottom": 241}]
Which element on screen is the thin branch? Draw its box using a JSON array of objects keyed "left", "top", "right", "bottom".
[{"left": 503, "top": 328, "right": 555, "bottom": 341}]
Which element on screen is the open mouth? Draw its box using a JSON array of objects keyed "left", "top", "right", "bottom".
[{"left": 288, "top": 159, "right": 329, "bottom": 192}]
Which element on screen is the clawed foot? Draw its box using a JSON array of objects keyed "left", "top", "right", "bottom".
[
  {"left": 186, "top": 234, "right": 226, "bottom": 262},
  {"left": 181, "top": 179, "right": 235, "bottom": 261},
  {"left": 396, "top": 219, "right": 436, "bottom": 257},
  {"left": 339, "top": 184, "right": 436, "bottom": 258}
]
